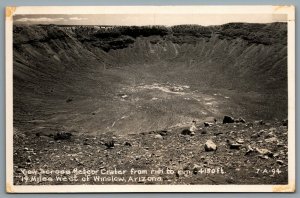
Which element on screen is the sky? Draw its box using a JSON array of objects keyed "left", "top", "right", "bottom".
[{"left": 13, "top": 14, "right": 287, "bottom": 26}]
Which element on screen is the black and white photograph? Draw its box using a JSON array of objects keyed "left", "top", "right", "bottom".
[{"left": 6, "top": 6, "right": 295, "bottom": 192}]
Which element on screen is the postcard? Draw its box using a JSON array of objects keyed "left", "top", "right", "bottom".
[{"left": 6, "top": 5, "right": 295, "bottom": 192}]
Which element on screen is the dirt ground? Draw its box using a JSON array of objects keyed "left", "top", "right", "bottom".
[{"left": 13, "top": 119, "right": 288, "bottom": 185}]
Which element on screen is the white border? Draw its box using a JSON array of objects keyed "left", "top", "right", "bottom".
[{"left": 6, "top": 5, "right": 295, "bottom": 193}]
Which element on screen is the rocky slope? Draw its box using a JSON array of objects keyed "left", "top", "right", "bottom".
[{"left": 13, "top": 23, "right": 287, "bottom": 134}]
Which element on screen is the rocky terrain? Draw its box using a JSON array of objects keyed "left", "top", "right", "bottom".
[
  {"left": 13, "top": 117, "right": 288, "bottom": 185},
  {"left": 12, "top": 23, "right": 288, "bottom": 185}
]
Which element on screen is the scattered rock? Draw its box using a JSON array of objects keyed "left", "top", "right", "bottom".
[
  {"left": 124, "top": 141, "right": 132, "bottom": 146},
  {"left": 200, "top": 128, "right": 207, "bottom": 134},
  {"left": 276, "top": 160, "right": 284, "bottom": 165},
  {"left": 118, "top": 93, "right": 128, "bottom": 99},
  {"left": 135, "top": 156, "right": 141, "bottom": 160},
  {"left": 251, "top": 131, "right": 262, "bottom": 139},
  {"left": 258, "top": 155, "right": 269, "bottom": 159},
  {"left": 236, "top": 139, "right": 244, "bottom": 144},
  {"left": 226, "top": 139, "right": 234, "bottom": 145},
  {"left": 226, "top": 139, "right": 242, "bottom": 149},
  {"left": 265, "top": 131, "right": 276, "bottom": 138},
  {"left": 276, "top": 142, "right": 285, "bottom": 147},
  {"left": 154, "top": 134, "right": 163, "bottom": 139},
  {"left": 26, "top": 157, "right": 31, "bottom": 162},
  {"left": 269, "top": 127, "right": 277, "bottom": 133},
  {"left": 257, "top": 130, "right": 266, "bottom": 136},
  {"left": 223, "top": 116, "right": 235, "bottom": 124},
  {"left": 214, "top": 132, "right": 223, "bottom": 136},
  {"left": 273, "top": 153, "right": 280, "bottom": 158},
  {"left": 204, "top": 140, "right": 217, "bottom": 151},
  {"left": 246, "top": 123, "right": 254, "bottom": 127},
  {"left": 39, "top": 135, "right": 53, "bottom": 140}
]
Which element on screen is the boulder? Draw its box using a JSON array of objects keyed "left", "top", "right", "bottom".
[
  {"left": 53, "top": 132, "right": 72, "bottom": 141},
  {"left": 181, "top": 129, "right": 195, "bottom": 136},
  {"left": 265, "top": 131, "right": 276, "bottom": 138},
  {"left": 214, "top": 132, "right": 223, "bottom": 136},
  {"left": 245, "top": 145, "right": 254, "bottom": 156},
  {"left": 282, "top": 119, "right": 288, "bottom": 127},
  {"left": 229, "top": 143, "right": 242, "bottom": 150},
  {"left": 255, "top": 148, "right": 273, "bottom": 157},
  {"left": 265, "top": 137, "right": 278, "bottom": 143},
  {"left": 26, "top": 156, "right": 32, "bottom": 163},
  {"left": 104, "top": 140, "right": 115, "bottom": 149},
  {"left": 159, "top": 130, "right": 168, "bottom": 136},
  {"left": 251, "top": 133, "right": 260, "bottom": 139},
  {"left": 124, "top": 141, "right": 132, "bottom": 146},
  {"left": 204, "top": 140, "right": 217, "bottom": 151},
  {"left": 235, "top": 117, "right": 246, "bottom": 123},
  {"left": 258, "top": 155, "right": 269, "bottom": 159},
  {"left": 236, "top": 139, "right": 244, "bottom": 144},
  {"left": 276, "top": 160, "right": 284, "bottom": 165},
  {"left": 204, "top": 122, "right": 213, "bottom": 127},
  {"left": 189, "top": 125, "right": 197, "bottom": 132},
  {"left": 154, "top": 134, "right": 163, "bottom": 139},
  {"left": 226, "top": 139, "right": 242, "bottom": 149},
  {"left": 121, "top": 94, "right": 128, "bottom": 99},
  {"left": 66, "top": 97, "right": 73, "bottom": 103},
  {"left": 223, "top": 116, "right": 235, "bottom": 124}
]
